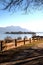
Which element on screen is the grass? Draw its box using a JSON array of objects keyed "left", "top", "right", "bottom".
[
  {"left": 0, "top": 39, "right": 43, "bottom": 64},
  {"left": 1, "top": 39, "right": 43, "bottom": 52},
  {"left": 0, "top": 39, "right": 43, "bottom": 52},
  {"left": 17, "top": 40, "right": 43, "bottom": 49}
]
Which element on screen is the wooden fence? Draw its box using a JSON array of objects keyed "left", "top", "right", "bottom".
[
  {"left": 0, "top": 37, "right": 43, "bottom": 51},
  {"left": 14, "top": 38, "right": 31, "bottom": 47}
]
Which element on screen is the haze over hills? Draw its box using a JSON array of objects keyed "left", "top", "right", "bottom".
[{"left": 0, "top": 26, "right": 30, "bottom": 33}]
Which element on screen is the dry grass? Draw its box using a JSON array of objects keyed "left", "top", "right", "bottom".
[
  {"left": 0, "top": 40, "right": 43, "bottom": 65},
  {"left": 2, "top": 39, "right": 43, "bottom": 51}
]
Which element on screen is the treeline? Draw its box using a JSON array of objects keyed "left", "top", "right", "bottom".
[{"left": 5, "top": 31, "right": 36, "bottom": 34}]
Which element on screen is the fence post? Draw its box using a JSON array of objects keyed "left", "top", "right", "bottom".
[
  {"left": 24, "top": 38, "right": 25, "bottom": 45},
  {"left": 15, "top": 39, "right": 17, "bottom": 47},
  {"left": 33, "top": 38, "right": 35, "bottom": 42},
  {"left": 0, "top": 41, "right": 3, "bottom": 51},
  {"left": 29, "top": 38, "right": 31, "bottom": 43}
]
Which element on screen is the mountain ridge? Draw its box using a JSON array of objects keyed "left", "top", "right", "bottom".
[{"left": 0, "top": 26, "right": 30, "bottom": 33}]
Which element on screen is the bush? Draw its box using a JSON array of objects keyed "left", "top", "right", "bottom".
[
  {"left": 17, "top": 37, "right": 22, "bottom": 40},
  {"left": 4, "top": 36, "right": 13, "bottom": 43},
  {"left": 24, "top": 36, "right": 28, "bottom": 39}
]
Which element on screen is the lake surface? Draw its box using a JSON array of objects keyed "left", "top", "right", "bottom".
[
  {"left": 0, "top": 33, "right": 32, "bottom": 40},
  {"left": 0, "top": 33, "right": 43, "bottom": 40}
]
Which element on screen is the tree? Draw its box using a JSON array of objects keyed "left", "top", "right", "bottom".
[{"left": 0, "top": 0, "right": 43, "bottom": 11}]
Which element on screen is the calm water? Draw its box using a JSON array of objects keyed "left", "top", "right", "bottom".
[
  {"left": 0, "top": 33, "right": 32, "bottom": 40},
  {"left": 0, "top": 33, "right": 43, "bottom": 40}
]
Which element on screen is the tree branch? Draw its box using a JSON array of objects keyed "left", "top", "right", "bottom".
[{"left": 0, "top": 0, "right": 43, "bottom": 11}]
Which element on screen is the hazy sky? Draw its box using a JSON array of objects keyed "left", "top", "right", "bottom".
[{"left": 0, "top": 7, "right": 43, "bottom": 32}]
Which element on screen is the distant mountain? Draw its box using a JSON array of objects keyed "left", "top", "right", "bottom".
[{"left": 0, "top": 26, "right": 30, "bottom": 33}]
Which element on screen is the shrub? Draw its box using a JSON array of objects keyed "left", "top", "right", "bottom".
[
  {"left": 17, "top": 37, "right": 22, "bottom": 40},
  {"left": 4, "top": 36, "right": 12, "bottom": 43},
  {"left": 24, "top": 36, "right": 28, "bottom": 39}
]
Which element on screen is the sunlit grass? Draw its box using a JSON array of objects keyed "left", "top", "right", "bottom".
[
  {"left": 0, "top": 40, "right": 43, "bottom": 63},
  {"left": 0, "top": 39, "right": 43, "bottom": 53},
  {"left": 13, "top": 40, "right": 43, "bottom": 50}
]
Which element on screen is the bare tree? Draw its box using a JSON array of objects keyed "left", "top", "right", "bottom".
[{"left": 0, "top": 0, "right": 43, "bottom": 11}]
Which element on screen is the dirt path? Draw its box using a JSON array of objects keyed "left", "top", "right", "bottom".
[
  {"left": 0, "top": 56, "right": 43, "bottom": 65},
  {"left": 1, "top": 42, "right": 43, "bottom": 65}
]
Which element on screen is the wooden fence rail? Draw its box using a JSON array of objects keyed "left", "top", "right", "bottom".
[
  {"left": 14, "top": 38, "right": 31, "bottom": 47},
  {"left": 0, "top": 37, "right": 43, "bottom": 51}
]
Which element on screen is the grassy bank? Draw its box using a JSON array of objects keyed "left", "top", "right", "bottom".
[{"left": 0, "top": 40, "right": 43, "bottom": 65}]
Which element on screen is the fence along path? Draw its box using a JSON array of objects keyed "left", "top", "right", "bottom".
[{"left": 0, "top": 37, "right": 42, "bottom": 51}]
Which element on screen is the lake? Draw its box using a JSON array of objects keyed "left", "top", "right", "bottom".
[
  {"left": 0, "top": 33, "right": 32, "bottom": 40},
  {"left": 0, "top": 32, "right": 43, "bottom": 40}
]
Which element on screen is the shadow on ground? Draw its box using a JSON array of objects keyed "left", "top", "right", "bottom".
[{"left": 0, "top": 47, "right": 43, "bottom": 65}]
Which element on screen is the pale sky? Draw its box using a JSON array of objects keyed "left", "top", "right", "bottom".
[{"left": 0, "top": 8, "right": 43, "bottom": 32}]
